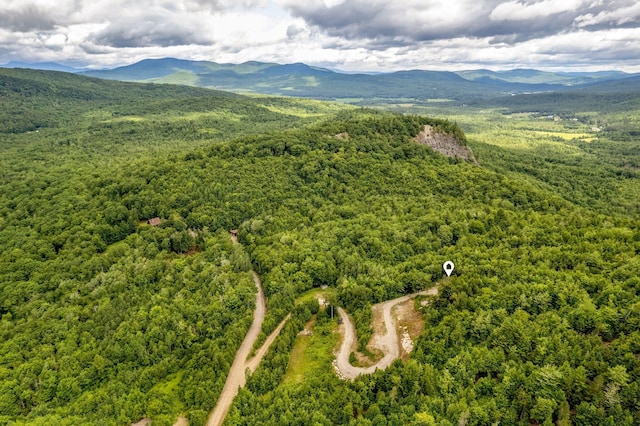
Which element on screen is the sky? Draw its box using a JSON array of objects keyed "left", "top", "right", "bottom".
[{"left": 1, "top": 0, "right": 640, "bottom": 72}]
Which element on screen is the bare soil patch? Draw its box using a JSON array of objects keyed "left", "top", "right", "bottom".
[
  {"left": 334, "top": 286, "right": 438, "bottom": 380},
  {"left": 173, "top": 417, "right": 188, "bottom": 426},
  {"left": 395, "top": 299, "right": 425, "bottom": 360},
  {"left": 354, "top": 293, "right": 429, "bottom": 366}
]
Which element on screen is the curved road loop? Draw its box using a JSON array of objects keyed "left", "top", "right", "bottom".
[
  {"left": 137, "top": 231, "right": 434, "bottom": 424},
  {"left": 206, "top": 236, "right": 289, "bottom": 426},
  {"left": 335, "top": 287, "right": 438, "bottom": 380}
]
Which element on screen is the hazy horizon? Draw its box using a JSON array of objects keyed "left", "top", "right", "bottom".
[
  {"left": 2, "top": 56, "right": 639, "bottom": 76},
  {"left": 1, "top": 0, "right": 640, "bottom": 73}
]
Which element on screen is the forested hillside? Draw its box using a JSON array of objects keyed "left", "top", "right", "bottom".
[
  {"left": 222, "top": 115, "right": 640, "bottom": 425},
  {"left": 0, "top": 69, "right": 350, "bottom": 425},
  {"left": 0, "top": 69, "right": 639, "bottom": 425}
]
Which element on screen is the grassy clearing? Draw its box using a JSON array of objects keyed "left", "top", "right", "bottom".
[
  {"left": 148, "top": 370, "right": 185, "bottom": 414},
  {"left": 282, "top": 317, "right": 316, "bottom": 384},
  {"left": 425, "top": 98, "right": 455, "bottom": 103},
  {"left": 529, "top": 130, "right": 595, "bottom": 141},
  {"left": 294, "top": 287, "right": 335, "bottom": 306},
  {"left": 282, "top": 314, "right": 340, "bottom": 385}
]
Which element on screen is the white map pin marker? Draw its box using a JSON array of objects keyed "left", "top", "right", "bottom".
[{"left": 443, "top": 261, "right": 454, "bottom": 277}]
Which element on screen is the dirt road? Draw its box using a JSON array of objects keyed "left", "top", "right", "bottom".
[
  {"left": 335, "top": 287, "right": 438, "bottom": 380},
  {"left": 246, "top": 313, "right": 291, "bottom": 373},
  {"left": 206, "top": 271, "right": 266, "bottom": 426},
  {"left": 206, "top": 231, "right": 294, "bottom": 426}
]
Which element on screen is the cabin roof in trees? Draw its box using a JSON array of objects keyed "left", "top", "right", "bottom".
[
  {"left": 230, "top": 229, "right": 239, "bottom": 236},
  {"left": 148, "top": 217, "right": 161, "bottom": 227}
]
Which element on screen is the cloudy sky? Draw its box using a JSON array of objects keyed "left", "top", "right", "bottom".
[{"left": 1, "top": 0, "right": 640, "bottom": 72}]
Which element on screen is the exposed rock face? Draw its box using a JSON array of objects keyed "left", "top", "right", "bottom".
[{"left": 414, "top": 125, "right": 477, "bottom": 164}]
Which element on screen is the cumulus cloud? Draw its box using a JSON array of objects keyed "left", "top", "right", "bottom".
[
  {"left": 0, "top": 0, "right": 85, "bottom": 33},
  {"left": 574, "top": 1, "right": 640, "bottom": 28},
  {"left": 182, "top": 0, "right": 268, "bottom": 13},
  {"left": 0, "top": 6, "right": 59, "bottom": 32},
  {"left": 286, "top": 24, "right": 307, "bottom": 39},
  {"left": 1, "top": 0, "right": 640, "bottom": 71},
  {"left": 88, "top": 13, "right": 214, "bottom": 48},
  {"left": 280, "top": 0, "right": 640, "bottom": 45},
  {"left": 280, "top": 0, "right": 481, "bottom": 42},
  {"left": 490, "top": 0, "right": 586, "bottom": 21}
]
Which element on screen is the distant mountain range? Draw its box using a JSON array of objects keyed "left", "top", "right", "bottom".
[
  {"left": 3, "top": 58, "right": 639, "bottom": 101},
  {"left": 456, "top": 69, "right": 630, "bottom": 86},
  {"left": 1, "top": 61, "right": 86, "bottom": 73}
]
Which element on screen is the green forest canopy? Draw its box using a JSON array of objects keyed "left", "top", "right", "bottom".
[{"left": 0, "top": 69, "right": 638, "bottom": 425}]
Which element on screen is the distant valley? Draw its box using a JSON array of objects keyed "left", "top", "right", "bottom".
[{"left": 4, "top": 58, "right": 640, "bottom": 103}]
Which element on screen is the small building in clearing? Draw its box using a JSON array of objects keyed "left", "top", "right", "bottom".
[{"left": 148, "top": 217, "right": 161, "bottom": 227}]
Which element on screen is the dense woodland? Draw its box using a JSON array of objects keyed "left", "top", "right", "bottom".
[{"left": 0, "top": 69, "right": 639, "bottom": 425}]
